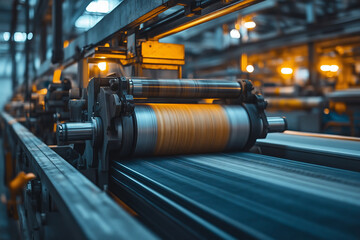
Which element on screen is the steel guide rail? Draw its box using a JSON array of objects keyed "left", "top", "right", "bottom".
[
  {"left": 0, "top": 112, "right": 156, "bottom": 240},
  {"left": 256, "top": 132, "right": 360, "bottom": 172}
]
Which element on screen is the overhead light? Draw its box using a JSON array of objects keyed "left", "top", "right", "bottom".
[
  {"left": 3, "top": 32, "right": 10, "bottom": 41},
  {"left": 230, "top": 29, "right": 240, "bottom": 39},
  {"left": 75, "top": 15, "right": 103, "bottom": 29},
  {"left": 320, "top": 65, "right": 330, "bottom": 71},
  {"left": 246, "top": 65, "right": 254, "bottom": 73},
  {"left": 321, "top": 65, "right": 339, "bottom": 72},
  {"left": 281, "top": 67, "right": 293, "bottom": 75},
  {"left": 2, "top": 32, "right": 32, "bottom": 42},
  {"left": 86, "top": 0, "right": 109, "bottom": 13},
  {"left": 14, "top": 32, "right": 27, "bottom": 42},
  {"left": 244, "top": 21, "right": 256, "bottom": 29},
  {"left": 76, "top": 1, "right": 122, "bottom": 30},
  {"left": 98, "top": 62, "right": 107, "bottom": 71},
  {"left": 27, "top": 32, "right": 33, "bottom": 40},
  {"left": 330, "top": 65, "right": 339, "bottom": 72}
]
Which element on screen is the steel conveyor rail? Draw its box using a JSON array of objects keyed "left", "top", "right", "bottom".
[
  {"left": 110, "top": 152, "right": 360, "bottom": 239},
  {"left": 256, "top": 132, "right": 360, "bottom": 171},
  {"left": 0, "top": 112, "right": 156, "bottom": 240}
]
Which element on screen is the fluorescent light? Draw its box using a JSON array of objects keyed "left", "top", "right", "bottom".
[
  {"left": 3, "top": 32, "right": 10, "bottom": 41},
  {"left": 76, "top": 1, "right": 123, "bottom": 30},
  {"left": 244, "top": 21, "right": 256, "bottom": 29},
  {"left": 2, "top": 32, "right": 32, "bottom": 42},
  {"left": 14, "top": 32, "right": 26, "bottom": 42},
  {"left": 281, "top": 67, "right": 293, "bottom": 75},
  {"left": 86, "top": 0, "right": 109, "bottom": 13},
  {"left": 75, "top": 15, "right": 102, "bottom": 29},
  {"left": 230, "top": 29, "right": 240, "bottom": 39},
  {"left": 246, "top": 65, "right": 254, "bottom": 73},
  {"left": 27, "top": 32, "right": 33, "bottom": 40}
]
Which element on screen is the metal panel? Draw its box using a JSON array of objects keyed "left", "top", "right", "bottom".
[{"left": 256, "top": 132, "right": 360, "bottom": 171}]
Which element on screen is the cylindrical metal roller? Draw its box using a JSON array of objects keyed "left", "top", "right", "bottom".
[
  {"left": 57, "top": 104, "right": 287, "bottom": 157},
  {"left": 129, "top": 79, "right": 242, "bottom": 98},
  {"left": 57, "top": 117, "right": 102, "bottom": 145},
  {"left": 132, "top": 104, "right": 250, "bottom": 156}
]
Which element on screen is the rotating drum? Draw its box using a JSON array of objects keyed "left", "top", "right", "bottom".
[{"left": 133, "top": 104, "right": 250, "bottom": 156}]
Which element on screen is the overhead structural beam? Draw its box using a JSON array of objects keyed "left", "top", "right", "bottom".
[
  {"left": 25, "top": 0, "right": 30, "bottom": 101},
  {"left": 10, "top": 0, "right": 19, "bottom": 91},
  {"left": 142, "top": 0, "right": 263, "bottom": 40},
  {"left": 32, "top": 0, "right": 49, "bottom": 30},
  {"left": 167, "top": 0, "right": 277, "bottom": 41},
  {"left": 63, "top": 0, "right": 176, "bottom": 62},
  {"left": 52, "top": 0, "right": 64, "bottom": 63},
  {"left": 36, "top": 0, "right": 176, "bottom": 79},
  {"left": 65, "top": 0, "right": 92, "bottom": 37}
]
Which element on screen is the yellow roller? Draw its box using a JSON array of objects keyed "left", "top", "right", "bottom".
[
  {"left": 151, "top": 104, "right": 230, "bottom": 155},
  {"left": 133, "top": 103, "right": 251, "bottom": 156}
]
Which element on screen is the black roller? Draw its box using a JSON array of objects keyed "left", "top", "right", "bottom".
[{"left": 129, "top": 78, "right": 242, "bottom": 98}]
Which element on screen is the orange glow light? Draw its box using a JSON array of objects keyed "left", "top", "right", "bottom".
[
  {"left": 98, "top": 62, "right": 107, "bottom": 71},
  {"left": 281, "top": 67, "right": 293, "bottom": 75},
  {"left": 63, "top": 40, "right": 69, "bottom": 48}
]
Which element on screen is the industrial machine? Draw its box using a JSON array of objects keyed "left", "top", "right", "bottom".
[
  {"left": 55, "top": 77, "right": 286, "bottom": 187},
  {"left": 1, "top": 0, "right": 360, "bottom": 239}
]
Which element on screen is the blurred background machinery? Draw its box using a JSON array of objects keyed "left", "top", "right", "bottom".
[{"left": 0, "top": 0, "right": 360, "bottom": 239}]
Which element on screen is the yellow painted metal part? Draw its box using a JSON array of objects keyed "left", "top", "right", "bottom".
[
  {"left": 141, "top": 64, "right": 180, "bottom": 70},
  {"left": 141, "top": 41, "right": 185, "bottom": 60},
  {"left": 7, "top": 171, "right": 36, "bottom": 219},
  {"left": 53, "top": 69, "right": 62, "bottom": 84},
  {"left": 5, "top": 152, "right": 14, "bottom": 186},
  {"left": 141, "top": 41, "right": 185, "bottom": 70}
]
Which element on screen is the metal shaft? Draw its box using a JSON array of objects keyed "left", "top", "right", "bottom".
[
  {"left": 267, "top": 117, "right": 287, "bottom": 133},
  {"left": 57, "top": 118, "right": 102, "bottom": 145}
]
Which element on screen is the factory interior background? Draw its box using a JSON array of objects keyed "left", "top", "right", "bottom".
[{"left": 0, "top": 0, "right": 359, "bottom": 239}]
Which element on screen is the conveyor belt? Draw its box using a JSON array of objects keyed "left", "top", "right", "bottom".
[
  {"left": 256, "top": 132, "right": 360, "bottom": 171},
  {"left": 110, "top": 152, "right": 360, "bottom": 239}
]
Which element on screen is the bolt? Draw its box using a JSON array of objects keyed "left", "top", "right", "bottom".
[{"left": 109, "top": 78, "right": 120, "bottom": 91}]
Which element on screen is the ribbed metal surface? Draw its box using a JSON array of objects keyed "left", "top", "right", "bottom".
[
  {"left": 130, "top": 79, "right": 241, "bottom": 98},
  {"left": 132, "top": 104, "right": 250, "bottom": 156},
  {"left": 110, "top": 152, "right": 360, "bottom": 239},
  {"left": 257, "top": 132, "right": 360, "bottom": 171},
  {"left": 57, "top": 122, "right": 94, "bottom": 142}
]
